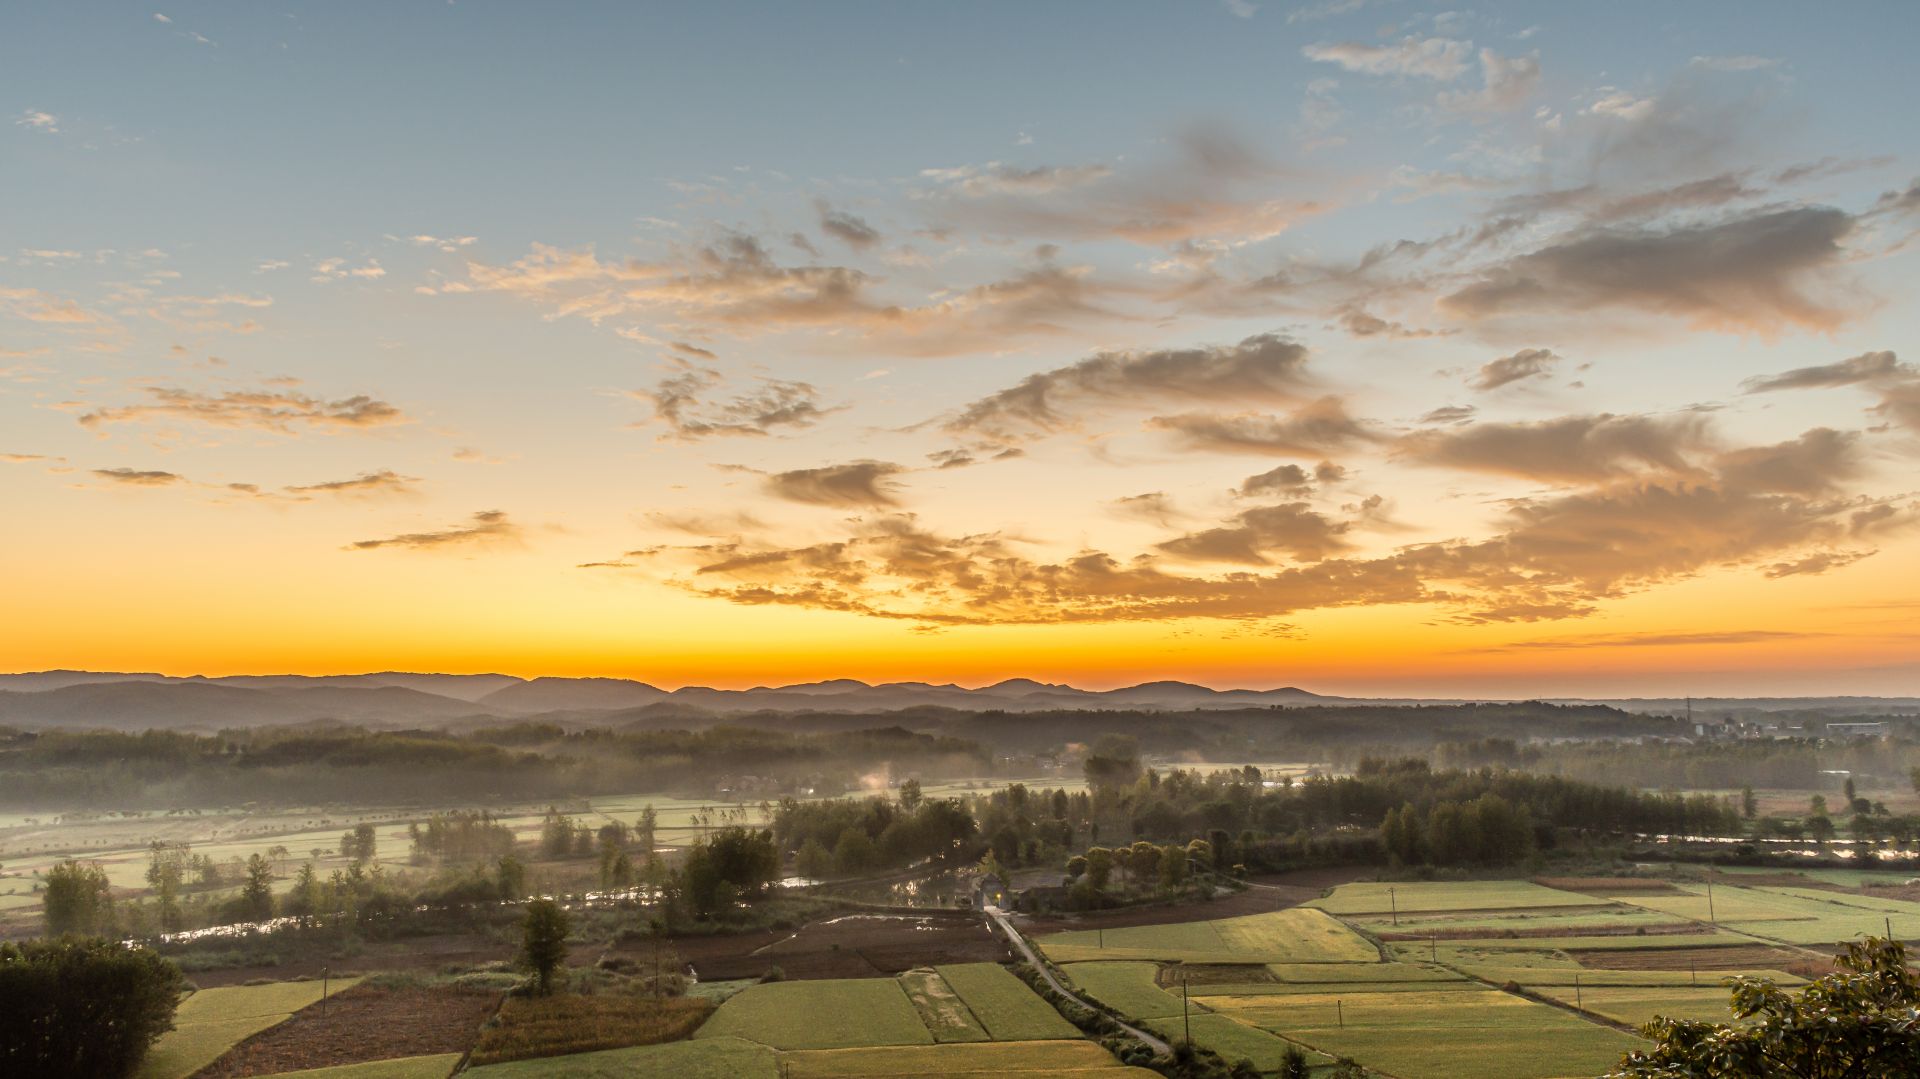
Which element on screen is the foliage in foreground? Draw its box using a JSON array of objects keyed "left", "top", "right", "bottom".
[
  {"left": 1607, "top": 936, "right": 1920, "bottom": 1078},
  {"left": 468, "top": 993, "right": 713, "bottom": 1066},
  {"left": 0, "top": 937, "right": 186, "bottom": 1079}
]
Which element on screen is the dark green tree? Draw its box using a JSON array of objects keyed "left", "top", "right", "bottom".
[
  {"left": 42, "top": 860, "right": 113, "bottom": 936},
  {"left": 1281, "top": 1046, "right": 1311, "bottom": 1079},
  {"left": 1607, "top": 937, "right": 1920, "bottom": 1077},
  {"left": 519, "top": 898, "right": 571, "bottom": 995},
  {"left": 238, "top": 853, "right": 274, "bottom": 921},
  {"left": 0, "top": 937, "right": 186, "bottom": 1079},
  {"left": 496, "top": 855, "right": 526, "bottom": 901}
]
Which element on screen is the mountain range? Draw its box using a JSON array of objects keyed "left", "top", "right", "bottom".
[{"left": 0, "top": 670, "right": 1913, "bottom": 732}]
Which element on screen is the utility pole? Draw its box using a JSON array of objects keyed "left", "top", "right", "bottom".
[
  {"left": 1182, "top": 975, "right": 1191, "bottom": 1048},
  {"left": 1336, "top": 999, "right": 1343, "bottom": 1028},
  {"left": 321, "top": 966, "right": 329, "bottom": 1020},
  {"left": 1690, "top": 959, "right": 1696, "bottom": 987},
  {"left": 1706, "top": 873, "right": 1716, "bottom": 926},
  {"left": 1430, "top": 934, "right": 1437, "bottom": 963},
  {"left": 1574, "top": 972, "right": 1582, "bottom": 1012},
  {"left": 1389, "top": 886, "right": 1397, "bottom": 928}
]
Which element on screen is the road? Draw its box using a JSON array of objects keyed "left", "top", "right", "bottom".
[{"left": 985, "top": 905, "right": 1172, "bottom": 1056}]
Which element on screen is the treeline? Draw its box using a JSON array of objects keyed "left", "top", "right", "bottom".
[
  {"left": 0, "top": 724, "right": 988, "bottom": 809},
  {"left": 773, "top": 782, "right": 980, "bottom": 877}
]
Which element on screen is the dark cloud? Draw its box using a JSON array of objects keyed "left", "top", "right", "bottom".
[
  {"left": 1469, "top": 347, "right": 1559, "bottom": 391},
  {"left": 816, "top": 202, "right": 883, "bottom": 250},
  {"left": 347, "top": 510, "right": 520, "bottom": 551},
  {"left": 1714, "top": 428, "right": 1861, "bottom": 496},
  {"left": 764, "top": 460, "right": 905, "bottom": 508},
  {"left": 92, "top": 467, "right": 183, "bottom": 486},
  {"left": 1157, "top": 502, "right": 1353, "bottom": 565},
  {"left": 1238, "top": 463, "right": 1313, "bottom": 497},
  {"left": 949, "top": 333, "right": 1314, "bottom": 444},
  {"left": 285, "top": 470, "right": 419, "bottom": 496},
  {"left": 1395, "top": 413, "right": 1715, "bottom": 483},
  {"left": 1741, "top": 350, "right": 1906, "bottom": 393},
  {"left": 79, "top": 386, "right": 408, "bottom": 433},
  {"left": 634, "top": 365, "right": 837, "bottom": 441},
  {"left": 1149, "top": 397, "right": 1372, "bottom": 458},
  {"left": 1439, "top": 206, "right": 1859, "bottom": 333}
]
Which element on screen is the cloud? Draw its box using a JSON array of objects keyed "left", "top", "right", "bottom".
[
  {"left": 0, "top": 286, "right": 108, "bottom": 326},
  {"left": 348, "top": 510, "right": 520, "bottom": 551},
  {"left": 1469, "top": 347, "right": 1559, "bottom": 391},
  {"left": 1741, "top": 350, "right": 1907, "bottom": 393},
  {"left": 14, "top": 110, "right": 58, "bottom": 134},
  {"left": 1157, "top": 502, "right": 1353, "bottom": 565},
  {"left": 918, "top": 162, "right": 1114, "bottom": 198},
  {"left": 1482, "top": 629, "right": 1825, "bottom": 652},
  {"left": 1109, "top": 492, "right": 1182, "bottom": 527},
  {"left": 78, "top": 386, "right": 408, "bottom": 434},
  {"left": 816, "top": 203, "right": 882, "bottom": 250},
  {"left": 1763, "top": 550, "right": 1873, "bottom": 579},
  {"left": 285, "top": 470, "right": 420, "bottom": 496},
  {"left": 92, "top": 467, "right": 183, "bottom": 486},
  {"left": 1440, "top": 48, "right": 1542, "bottom": 112},
  {"left": 948, "top": 333, "right": 1314, "bottom": 444},
  {"left": 633, "top": 365, "right": 837, "bottom": 441},
  {"left": 1714, "top": 428, "right": 1862, "bottom": 496},
  {"left": 1690, "top": 55, "right": 1780, "bottom": 72},
  {"left": 1238, "top": 463, "right": 1313, "bottom": 497},
  {"left": 1302, "top": 37, "right": 1473, "bottom": 80},
  {"left": 1337, "top": 308, "right": 1449, "bottom": 339},
  {"left": 2, "top": 452, "right": 50, "bottom": 464},
  {"left": 1396, "top": 413, "right": 1715, "bottom": 484},
  {"left": 1439, "top": 205, "right": 1860, "bottom": 333},
  {"left": 764, "top": 460, "right": 905, "bottom": 508},
  {"left": 1419, "top": 405, "right": 1477, "bottom": 425},
  {"left": 1148, "top": 396, "right": 1373, "bottom": 457}
]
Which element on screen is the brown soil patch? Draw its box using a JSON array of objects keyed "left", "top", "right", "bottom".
[
  {"left": 468, "top": 994, "right": 711, "bottom": 1068},
  {"left": 1156, "top": 964, "right": 1278, "bottom": 987},
  {"left": 194, "top": 984, "right": 502, "bottom": 1077},
  {"left": 1569, "top": 944, "right": 1836, "bottom": 979},
  {"left": 1534, "top": 877, "right": 1686, "bottom": 896},
  {"left": 634, "top": 912, "right": 1012, "bottom": 981},
  {"left": 182, "top": 933, "right": 518, "bottom": 988}
]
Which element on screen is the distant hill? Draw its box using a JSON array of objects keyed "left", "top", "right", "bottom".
[
  {"left": 0, "top": 680, "right": 495, "bottom": 730},
  {"left": 478, "top": 677, "right": 669, "bottom": 713}
]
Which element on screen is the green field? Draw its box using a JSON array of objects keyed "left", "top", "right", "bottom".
[
  {"left": 1038, "top": 909, "right": 1376, "bottom": 964},
  {"left": 1060, "top": 962, "right": 1185, "bottom": 1019},
  {"left": 936, "top": 963, "right": 1082, "bottom": 1041},
  {"left": 1309, "top": 881, "right": 1601, "bottom": 915},
  {"left": 1535, "top": 985, "right": 1744, "bottom": 1028},
  {"left": 464, "top": 1036, "right": 777, "bottom": 1079},
  {"left": 137, "top": 979, "right": 362, "bottom": 1079},
  {"left": 900, "top": 968, "right": 991, "bottom": 1042},
  {"left": 695, "top": 979, "right": 935, "bottom": 1050},
  {"left": 1142, "top": 1012, "right": 1315, "bottom": 1072},
  {"left": 1213, "top": 988, "right": 1641, "bottom": 1079},
  {"left": 781, "top": 1040, "right": 1146, "bottom": 1077},
  {"left": 1347, "top": 905, "right": 1684, "bottom": 933},
  {"left": 1610, "top": 883, "right": 1920, "bottom": 944},
  {"left": 267, "top": 1054, "right": 462, "bottom": 1079}
]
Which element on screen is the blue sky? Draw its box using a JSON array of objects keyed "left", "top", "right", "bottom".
[{"left": 3, "top": 2, "right": 1919, "bottom": 694}]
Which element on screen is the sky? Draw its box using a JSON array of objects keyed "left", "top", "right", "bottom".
[{"left": 3, "top": 1, "right": 1918, "bottom": 697}]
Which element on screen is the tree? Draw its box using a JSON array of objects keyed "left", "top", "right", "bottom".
[
  {"left": 833, "top": 827, "right": 877, "bottom": 876},
  {"left": 520, "top": 898, "right": 571, "bottom": 995},
  {"left": 1607, "top": 937, "right": 1920, "bottom": 1077},
  {"left": 42, "top": 860, "right": 113, "bottom": 937},
  {"left": 495, "top": 855, "right": 526, "bottom": 901},
  {"left": 341, "top": 823, "right": 377, "bottom": 865},
  {"left": 794, "top": 838, "right": 833, "bottom": 880},
  {"left": 1740, "top": 785, "right": 1758, "bottom": 820},
  {"left": 0, "top": 936, "right": 186, "bottom": 1079},
  {"left": 636, "top": 805, "right": 658, "bottom": 858},
  {"left": 1281, "top": 1046, "right": 1312, "bottom": 1079},
  {"left": 238, "top": 853, "right": 274, "bottom": 922},
  {"left": 898, "top": 778, "right": 923, "bottom": 812},
  {"left": 1082, "top": 846, "right": 1114, "bottom": 890}
]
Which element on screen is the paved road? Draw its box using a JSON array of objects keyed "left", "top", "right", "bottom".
[{"left": 985, "top": 906, "right": 1172, "bottom": 1056}]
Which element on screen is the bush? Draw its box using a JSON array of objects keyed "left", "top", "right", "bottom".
[
  {"left": 468, "top": 994, "right": 713, "bottom": 1066},
  {"left": 0, "top": 937, "right": 186, "bottom": 1079}
]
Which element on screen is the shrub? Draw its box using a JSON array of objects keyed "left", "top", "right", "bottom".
[
  {"left": 0, "top": 937, "right": 186, "bottom": 1079},
  {"left": 467, "top": 994, "right": 713, "bottom": 1066}
]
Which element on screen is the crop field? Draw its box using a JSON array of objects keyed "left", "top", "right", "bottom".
[
  {"left": 1612, "top": 883, "right": 1920, "bottom": 944},
  {"left": 1350, "top": 905, "right": 1684, "bottom": 935},
  {"left": 1307, "top": 881, "right": 1602, "bottom": 915},
  {"left": 1213, "top": 988, "right": 1642, "bottom": 1079},
  {"left": 464, "top": 1036, "right": 777, "bottom": 1079},
  {"left": 780, "top": 1040, "right": 1150, "bottom": 1078},
  {"left": 1037, "top": 908, "right": 1376, "bottom": 964},
  {"left": 694, "top": 978, "right": 934, "bottom": 1050},
  {"left": 1060, "top": 962, "right": 1185, "bottom": 1019},
  {"left": 137, "top": 978, "right": 362, "bottom": 1079},
  {"left": 1534, "top": 985, "right": 1746, "bottom": 1028},
  {"left": 1140, "top": 1012, "right": 1315, "bottom": 1072},
  {"left": 266, "top": 1055, "right": 462, "bottom": 1079},
  {"left": 467, "top": 993, "right": 712, "bottom": 1065},
  {"left": 935, "top": 963, "right": 1081, "bottom": 1040},
  {"left": 899, "top": 968, "right": 990, "bottom": 1042}
]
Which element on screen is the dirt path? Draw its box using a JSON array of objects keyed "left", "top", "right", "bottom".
[{"left": 986, "top": 906, "right": 1171, "bottom": 1056}]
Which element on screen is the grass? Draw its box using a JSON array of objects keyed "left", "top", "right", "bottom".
[
  {"left": 467, "top": 993, "right": 713, "bottom": 1066},
  {"left": 900, "top": 968, "right": 991, "bottom": 1042},
  {"left": 136, "top": 978, "right": 362, "bottom": 1079},
  {"left": 1535, "top": 985, "right": 1745, "bottom": 1028},
  {"left": 1061, "top": 962, "right": 1185, "bottom": 1019},
  {"left": 1347, "top": 905, "right": 1684, "bottom": 933},
  {"left": 694, "top": 978, "right": 935, "bottom": 1050},
  {"left": 1609, "top": 884, "right": 1920, "bottom": 944},
  {"left": 463, "top": 1035, "right": 777, "bottom": 1078},
  {"left": 780, "top": 1040, "right": 1135, "bottom": 1077},
  {"left": 1142, "top": 1012, "right": 1317, "bottom": 1072},
  {"left": 1187, "top": 979, "right": 1484, "bottom": 997},
  {"left": 936, "top": 963, "right": 1082, "bottom": 1041},
  {"left": 1215, "top": 988, "right": 1641, "bottom": 1079},
  {"left": 1038, "top": 909, "right": 1376, "bottom": 964},
  {"left": 1308, "top": 881, "right": 1603, "bottom": 915},
  {"left": 265, "top": 1054, "right": 463, "bottom": 1079},
  {"left": 1267, "top": 961, "right": 1466, "bottom": 984},
  {"left": 1476, "top": 967, "right": 1805, "bottom": 988}
]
